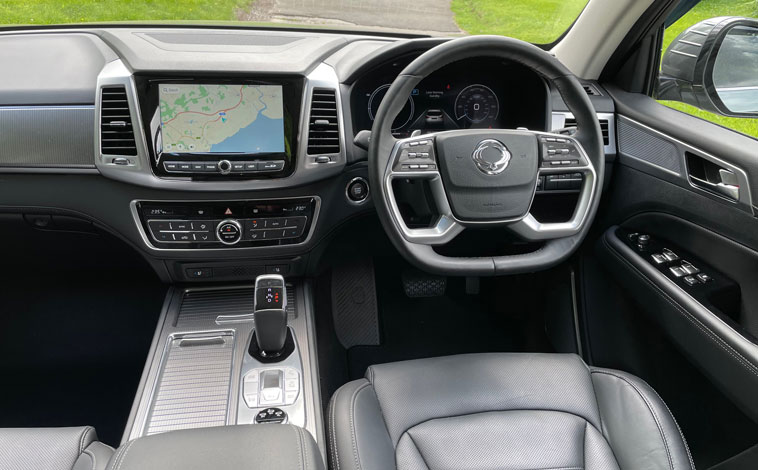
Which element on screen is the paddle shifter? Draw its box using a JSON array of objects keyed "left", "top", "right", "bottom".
[{"left": 253, "top": 274, "right": 288, "bottom": 357}]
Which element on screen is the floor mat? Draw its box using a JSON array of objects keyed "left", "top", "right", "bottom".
[
  {"left": 0, "top": 268, "right": 165, "bottom": 446},
  {"left": 345, "top": 256, "right": 555, "bottom": 379}
]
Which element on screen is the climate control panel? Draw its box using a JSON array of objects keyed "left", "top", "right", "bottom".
[{"left": 136, "top": 198, "right": 317, "bottom": 249}]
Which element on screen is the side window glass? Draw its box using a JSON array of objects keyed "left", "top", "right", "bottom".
[{"left": 656, "top": 2, "right": 758, "bottom": 138}]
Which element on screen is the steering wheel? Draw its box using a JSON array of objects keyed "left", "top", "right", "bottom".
[{"left": 368, "top": 35, "right": 605, "bottom": 276}]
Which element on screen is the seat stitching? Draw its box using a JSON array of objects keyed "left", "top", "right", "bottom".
[
  {"left": 591, "top": 370, "right": 673, "bottom": 470},
  {"left": 79, "top": 426, "right": 94, "bottom": 455},
  {"left": 83, "top": 448, "right": 96, "bottom": 470},
  {"left": 114, "top": 440, "right": 136, "bottom": 470},
  {"left": 299, "top": 427, "right": 310, "bottom": 470},
  {"left": 294, "top": 425, "right": 304, "bottom": 470},
  {"left": 647, "top": 385, "right": 696, "bottom": 470},
  {"left": 349, "top": 382, "right": 371, "bottom": 470},
  {"left": 330, "top": 386, "right": 341, "bottom": 470},
  {"left": 605, "top": 237, "right": 758, "bottom": 376},
  {"left": 405, "top": 431, "right": 431, "bottom": 470}
]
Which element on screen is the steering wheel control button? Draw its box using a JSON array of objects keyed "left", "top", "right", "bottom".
[
  {"left": 216, "top": 219, "right": 242, "bottom": 245},
  {"left": 347, "top": 177, "right": 369, "bottom": 204},
  {"left": 255, "top": 408, "right": 287, "bottom": 424},
  {"left": 396, "top": 138, "right": 437, "bottom": 172}
]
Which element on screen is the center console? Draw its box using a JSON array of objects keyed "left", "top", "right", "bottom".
[{"left": 123, "top": 278, "right": 325, "bottom": 457}]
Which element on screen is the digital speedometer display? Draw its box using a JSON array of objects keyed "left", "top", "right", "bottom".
[
  {"left": 454, "top": 84, "right": 499, "bottom": 124},
  {"left": 351, "top": 57, "right": 549, "bottom": 137}
]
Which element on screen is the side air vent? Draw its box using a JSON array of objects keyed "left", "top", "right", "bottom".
[
  {"left": 582, "top": 84, "right": 601, "bottom": 96},
  {"left": 100, "top": 86, "right": 137, "bottom": 156},
  {"left": 307, "top": 88, "right": 340, "bottom": 155},
  {"left": 564, "top": 117, "right": 610, "bottom": 146}
]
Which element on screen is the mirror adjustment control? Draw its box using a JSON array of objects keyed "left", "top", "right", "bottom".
[{"left": 216, "top": 219, "right": 242, "bottom": 245}]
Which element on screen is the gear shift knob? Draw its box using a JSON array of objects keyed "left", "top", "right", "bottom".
[{"left": 253, "top": 274, "right": 288, "bottom": 355}]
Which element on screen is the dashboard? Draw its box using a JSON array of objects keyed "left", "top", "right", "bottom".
[
  {"left": 351, "top": 56, "right": 549, "bottom": 138},
  {"left": 0, "top": 27, "right": 615, "bottom": 283}
]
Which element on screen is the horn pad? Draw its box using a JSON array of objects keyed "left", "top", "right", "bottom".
[{"left": 435, "top": 129, "right": 539, "bottom": 221}]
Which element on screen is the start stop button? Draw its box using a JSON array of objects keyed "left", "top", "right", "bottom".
[{"left": 346, "top": 177, "right": 369, "bottom": 204}]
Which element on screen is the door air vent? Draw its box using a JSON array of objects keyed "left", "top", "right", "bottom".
[
  {"left": 100, "top": 86, "right": 137, "bottom": 156},
  {"left": 307, "top": 88, "right": 340, "bottom": 155},
  {"left": 564, "top": 117, "right": 610, "bottom": 146}
]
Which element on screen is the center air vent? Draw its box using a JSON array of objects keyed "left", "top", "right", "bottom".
[
  {"left": 564, "top": 117, "right": 610, "bottom": 146},
  {"left": 307, "top": 88, "right": 340, "bottom": 155},
  {"left": 100, "top": 86, "right": 137, "bottom": 156}
]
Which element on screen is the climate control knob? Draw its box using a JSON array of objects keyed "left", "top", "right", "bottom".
[{"left": 216, "top": 219, "right": 242, "bottom": 245}]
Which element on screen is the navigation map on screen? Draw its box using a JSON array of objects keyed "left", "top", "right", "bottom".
[{"left": 159, "top": 84, "right": 285, "bottom": 154}]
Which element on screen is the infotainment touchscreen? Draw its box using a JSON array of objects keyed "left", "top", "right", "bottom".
[{"left": 158, "top": 84, "right": 285, "bottom": 155}]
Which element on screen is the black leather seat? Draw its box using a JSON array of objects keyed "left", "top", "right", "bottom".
[
  {"left": 0, "top": 426, "right": 113, "bottom": 470},
  {"left": 328, "top": 353, "right": 694, "bottom": 470}
]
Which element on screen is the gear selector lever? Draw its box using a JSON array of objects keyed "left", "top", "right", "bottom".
[{"left": 253, "top": 274, "right": 288, "bottom": 356}]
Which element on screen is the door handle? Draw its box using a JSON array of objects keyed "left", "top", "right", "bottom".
[{"left": 686, "top": 153, "right": 741, "bottom": 201}]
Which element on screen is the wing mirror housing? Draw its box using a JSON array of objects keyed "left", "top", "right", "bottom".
[{"left": 658, "top": 16, "right": 758, "bottom": 118}]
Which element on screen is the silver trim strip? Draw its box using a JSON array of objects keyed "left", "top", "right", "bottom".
[{"left": 130, "top": 196, "right": 321, "bottom": 253}]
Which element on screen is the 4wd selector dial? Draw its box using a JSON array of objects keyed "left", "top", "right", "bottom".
[{"left": 216, "top": 219, "right": 242, "bottom": 245}]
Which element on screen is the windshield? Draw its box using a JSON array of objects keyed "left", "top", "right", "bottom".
[{"left": 0, "top": 0, "right": 588, "bottom": 43}]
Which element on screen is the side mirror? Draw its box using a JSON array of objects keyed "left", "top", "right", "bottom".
[{"left": 658, "top": 16, "right": 758, "bottom": 118}]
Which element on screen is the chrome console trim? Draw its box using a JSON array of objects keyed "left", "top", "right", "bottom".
[
  {"left": 94, "top": 60, "right": 346, "bottom": 190},
  {"left": 129, "top": 195, "right": 321, "bottom": 253}
]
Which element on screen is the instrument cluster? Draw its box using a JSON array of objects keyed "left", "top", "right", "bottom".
[{"left": 351, "top": 56, "right": 549, "bottom": 138}]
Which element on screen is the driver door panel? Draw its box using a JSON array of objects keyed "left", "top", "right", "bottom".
[{"left": 592, "top": 87, "right": 758, "bottom": 421}]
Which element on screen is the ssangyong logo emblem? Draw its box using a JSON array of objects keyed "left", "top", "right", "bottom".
[{"left": 472, "top": 139, "right": 511, "bottom": 175}]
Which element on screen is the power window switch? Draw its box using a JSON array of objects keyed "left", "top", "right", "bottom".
[
  {"left": 681, "top": 262, "right": 700, "bottom": 275},
  {"left": 662, "top": 249, "right": 679, "bottom": 262},
  {"left": 669, "top": 266, "right": 687, "bottom": 278},
  {"left": 683, "top": 276, "right": 699, "bottom": 286},
  {"left": 651, "top": 253, "right": 667, "bottom": 265},
  {"left": 696, "top": 273, "right": 712, "bottom": 283}
]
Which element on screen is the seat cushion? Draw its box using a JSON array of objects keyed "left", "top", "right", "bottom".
[
  {"left": 328, "top": 353, "right": 694, "bottom": 470},
  {"left": 0, "top": 426, "right": 113, "bottom": 470}
]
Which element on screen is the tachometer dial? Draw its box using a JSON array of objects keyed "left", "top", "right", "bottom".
[
  {"left": 368, "top": 84, "right": 415, "bottom": 131},
  {"left": 454, "top": 84, "right": 499, "bottom": 124}
]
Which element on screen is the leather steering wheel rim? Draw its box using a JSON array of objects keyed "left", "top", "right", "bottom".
[{"left": 368, "top": 35, "right": 605, "bottom": 276}]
